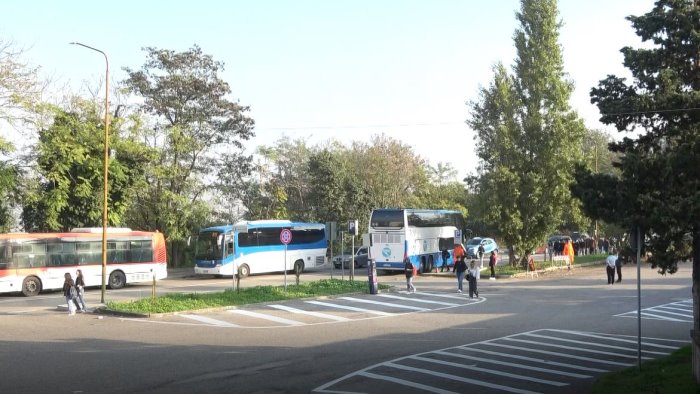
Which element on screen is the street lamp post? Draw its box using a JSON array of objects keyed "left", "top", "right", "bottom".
[{"left": 70, "top": 42, "right": 110, "bottom": 304}]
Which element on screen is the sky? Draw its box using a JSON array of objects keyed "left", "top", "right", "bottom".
[{"left": 1, "top": 0, "right": 656, "bottom": 179}]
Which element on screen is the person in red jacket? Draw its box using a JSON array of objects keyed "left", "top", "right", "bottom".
[{"left": 453, "top": 243, "right": 465, "bottom": 272}]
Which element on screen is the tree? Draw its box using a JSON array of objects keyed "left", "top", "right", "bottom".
[
  {"left": 467, "top": 0, "right": 585, "bottom": 265},
  {"left": 122, "top": 45, "right": 255, "bottom": 266},
  {"left": 575, "top": 0, "right": 700, "bottom": 381},
  {"left": 21, "top": 99, "right": 151, "bottom": 232}
]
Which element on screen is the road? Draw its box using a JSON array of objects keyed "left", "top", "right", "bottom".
[{"left": 0, "top": 261, "right": 693, "bottom": 393}]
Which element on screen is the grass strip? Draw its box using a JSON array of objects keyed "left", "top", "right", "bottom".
[{"left": 107, "top": 279, "right": 390, "bottom": 314}]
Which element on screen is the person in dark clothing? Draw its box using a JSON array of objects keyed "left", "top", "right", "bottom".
[
  {"left": 440, "top": 249, "right": 450, "bottom": 272},
  {"left": 467, "top": 260, "right": 479, "bottom": 298},
  {"left": 404, "top": 258, "right": 416, "bottom": 293},
  {"left": 455, "top": 256, "right": 467, "bottom": 293},
  {"left": 615, "top": 255, "right": 623, "bottom": 283},
  {"left": 488, "top": 251, "right": 497, "bottom": 279},
  {"left": 74, "top": 269, "right": 87, "bottom": 312}
]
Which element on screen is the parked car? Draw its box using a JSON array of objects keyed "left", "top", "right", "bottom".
[
  {"left": 332, "top": 246, "right": 369, "bottom": 269},
  {"left": 465, "top": 237, "right": 498, "bottom": 258}
]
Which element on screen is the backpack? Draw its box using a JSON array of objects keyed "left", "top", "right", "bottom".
[{"left": 69, "top": 285, "right": 77, "bottom": 300}]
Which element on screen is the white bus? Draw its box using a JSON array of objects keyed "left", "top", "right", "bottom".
[
  {"left": 0, "top": 228, "right": 168, "bottom": 296},
  {"left": 368, "top": 209, "right": 466, "bottom": 273},
  {"left": 193, "top": 220, "right": 327, "bottom": 277}
]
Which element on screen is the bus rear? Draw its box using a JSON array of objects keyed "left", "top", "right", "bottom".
[{"left": 368, "top": 209, "right": 407, "bottom": 271}]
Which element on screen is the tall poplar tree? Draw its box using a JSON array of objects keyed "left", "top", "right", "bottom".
[{"left": 468, "top": 0, "right": 585, "bottom": 264}]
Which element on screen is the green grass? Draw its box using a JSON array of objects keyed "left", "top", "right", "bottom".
[
  {"left": 106, "top": 279, "right": 390, "bottom": 314},
  {"left": 494, "top": 253, "right": 607, "bottom": 275},
  {"left": 591, "top": 345, "right": 699, "bottom": 394}
]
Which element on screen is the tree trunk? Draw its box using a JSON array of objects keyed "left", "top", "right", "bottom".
[
  {"left": 693, "top": 225, "right": 700, "bottom": 383},
  {"left": 508, "top": 245, "right": 516, "bottom": 267}
]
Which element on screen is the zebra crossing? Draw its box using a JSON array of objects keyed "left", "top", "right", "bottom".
[
  {"left": 146, "top": 291, "right": 484, "bottom": 329},
  {"left": 615, "top": 298, "right": 693, "bottom": 322},
  {"left": 313, "top": 329, "right": 689, "bottom": 394}
]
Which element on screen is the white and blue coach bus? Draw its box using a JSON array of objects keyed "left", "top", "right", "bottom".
[
  {"left": 193, "top": 220, "right": 327, "bottom": 277},
  {"left": 368, "top": 209, "right": 466, "bottom": 273}
]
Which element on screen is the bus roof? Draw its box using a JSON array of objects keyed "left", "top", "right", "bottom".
[
  {"left": 372, "top": 208, "right": 462, "bottom": 214},
  {"left": 200, "top": 220, "right": 325, "bottom": 233}
]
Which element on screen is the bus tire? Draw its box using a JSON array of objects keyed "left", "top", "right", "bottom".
[
  {"left": 238, "top": 264, "right": 250, "bottom": 278},
  {"left": 294, "top": 260, "right": 304, "bottom": 275},
  {"left": 108, "top": 270, "right": 126, "bottom": 289},
  {"left": 22, "top": 276, "right": 42, "bottom": 297},
  {"left": 428, "top": 255, "right": 434, "bottom": 272}
]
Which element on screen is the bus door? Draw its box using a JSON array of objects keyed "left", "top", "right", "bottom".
[{"left": 223, "top": 232, "right": 235, "bottom": 275}]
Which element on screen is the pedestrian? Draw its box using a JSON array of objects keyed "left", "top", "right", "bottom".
[
  {"left": 478, "top": 243, "right": 485, "bottom": 262},
  {"left": 563, "top": 239, "right": 575, "bottom": 270},
  {"left": 488, "top": 250, "right": 497, "bottom": 280},
  {"left": 454, "top": 256, "right": 467, "bottom": 293},
  {"left": 606, "top": 252, "right": 617, "bottom": 284},
  {"left": 441, "top": 248, "right": 450, "bottom": 272},
  {"left": 453, "top": 243, "right": 465, "bottom": 272},
  {"left": 404, "top": 258, "right": 416, "bottom": 293},
  {"left": 615, "top": 253, "right": 623, "bottom": 283},
  {"left": 468, "top": 260, "right": 479, "bottom": 298},
  {"left": 74, "top": 269, "right": 87, "bottom": 312},
  {"left": 62, "top": 272, "right": 78, "bottom": 316}
]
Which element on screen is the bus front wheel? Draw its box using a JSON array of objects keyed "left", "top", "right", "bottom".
[
  {"left": 22, "top": 276, "right": 42, "bottom": 296},
  {"left": 238, "top": 264, "right": 250, "bottom": 278},
  {"left": 108, "top": 271, "right": 126, "bottom": 289}
]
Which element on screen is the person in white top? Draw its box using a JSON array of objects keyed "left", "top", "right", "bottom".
[{"left": 606, "top": 252, "right": 618, "bottom": 285}]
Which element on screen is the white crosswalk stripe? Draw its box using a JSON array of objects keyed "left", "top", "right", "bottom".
[
  {"left": 615, "top": 299, "right": 693, "bottom": 322},
  {"left": 229, "top": 309, "right": 304, "bottom": 325},
  {"left": 267, "top": 304, "right": 350, "bottom": 321},
  {"left": 179, "top": 314, "right": 240, "bottom": 327},
  {"left": 313, "top": 329, "right": 689, "bottom": 393}
]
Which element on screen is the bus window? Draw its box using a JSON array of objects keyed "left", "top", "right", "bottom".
[{"left": 225, "top": 233, "right": 234, "bottom": 257}]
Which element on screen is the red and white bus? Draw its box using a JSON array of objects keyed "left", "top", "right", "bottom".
[{"left": 0, "top": 228, "right": 167, "bottom": 296}]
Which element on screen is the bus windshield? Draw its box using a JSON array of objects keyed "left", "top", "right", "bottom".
[
  {"left": 195, "top": 231, "right": 224, "bottom": 260},
  {"left": 370, "top": 209, "right": 405, "bottom": 228}
]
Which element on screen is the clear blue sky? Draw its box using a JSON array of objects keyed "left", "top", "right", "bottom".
[{"left": 2, "top": 0, "right": 655, "bottom": 178}]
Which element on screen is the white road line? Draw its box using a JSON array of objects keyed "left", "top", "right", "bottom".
[
  {"left": 357, "top": 371, "right": 459, "bottom": 394},
  {"left": 339, "top": 297, "right": 429, "bottom": 311},
  {"left": 485, "top": 342, "right": 633, "bottom": 366},
  {"left": 461, "top": 347, "right": 608, "bottom": 373},
  {"left": 549, "top": 329, "right": 684, "bottom": 349},
  {"left": 411, "top": 355, "right": 567, "bottom": 386},
  {"left": 305, "top": 300, "right": 395, "bottom": 316},
  {"left": 502, "top": 337, "right": 654, "bottom": 360},
  {"left": 267, "top": 304, "right": 350, "bottom": 321},
  {"left": 522, "top": 333, "right": 669, "bottom": 356},
  {"left": 377, "top": 294, "right": 459, "bottom": 306},
  {"left": 656, "top": 305, "right": 693, "bottom": 313},
  {"left": 384, "top": 362, "right": 543, "bottom": 394},
  {"left": 180, "top": 314, "right": 240, "bottom": 327},
  {"left": 647, "top": 307, "right": 693, "bottom": 318},
  {"left": 433, "top": 350, "right": 592, "bottom": 378},
  {"left": 412, "top": 292, "right": 469, "bottom": 300},
  {"left": 229, "top": 309, "right": 304, "bottom": 326}
]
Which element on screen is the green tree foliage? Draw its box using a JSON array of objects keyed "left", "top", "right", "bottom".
[
  {"left": 467, "top": 0, "right": 585, "bottom": 265},
  {"left": 22, "top": 99, "right": 151, "bottom": 231},
  {"left": 575, "top": 0, "right": 699, "bottom": 380},
  {"left": 122, "top": 45, "right": 254, "bottom": 266}
]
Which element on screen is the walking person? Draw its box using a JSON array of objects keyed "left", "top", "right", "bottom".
[
  {"left": 563, "top": 239, "right": 575, "bottom": 270},
  {"left": 75, "top": 269, "right": 87, "bottom": 313},
  {"left": 453, "top": 243, "right": 465, "bottom": 272},
  {"left": 606, "top": 252, "right": 617, "bottom": 284},
  {"left": 454, "top": 256, "right": 467, "bottom": 293},
  {"left": 468, "top": 260, "right": 479, "bottom": 298},
  {"left": 488, "top": 251, "right": 497, "bottom": 280},
  {"left": 404, "top": 258, "right": 416, "bottom": 293},
  {"left": 62, "top": 273, "right": 78, "bottom": 316},
  {"left": 615, "top": 253, "right": 623, "bottom": 283},
  {"left": 440, "top": 248, "right": 450, "bottom": 272}
]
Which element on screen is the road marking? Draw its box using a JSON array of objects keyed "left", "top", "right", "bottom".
[
  {"left": 229, "top": 309, "right": 304, "bottom": 326},
  {"left": 522, "top": 332, "right": 669, "bottom": 356},
  {"left": 432, "top": 350, "right": 592, "bottom": 378},
  {"left": 487, "top": 341, "right": 633, "bottom": 366},
  {"left": 377, "top": 294, "right": 459, "bottom": 306},
  {"left": 461, "top": 347, "right": 608, "bottom": 373},
  {"left": 411, "top": 355, "right": 568, "bottom": 386},
  {"left": 383, "top": 362, "right": 543, "bottom": 394},
  {"left": 180, "top": 314, "right": 240, "bottom": 327},
  {"left": 305, "top": 300, "right": 395, "bottom": 316},
  {"left": 339, "top": 296, "right": 430, "bottom": 311},
  {"left": 501, "top": 337, "right": 654, "bottom": 360},
  {"left": 267, "top": 304, "right": 350, "bottom": 321},
  {"left": 615, "top": 299, "right": 693, "bottom": 322}
]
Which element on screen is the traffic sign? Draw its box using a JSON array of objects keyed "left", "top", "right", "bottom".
[{"left": 280, "top": 229, "right": 292, "bottom": 245}]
